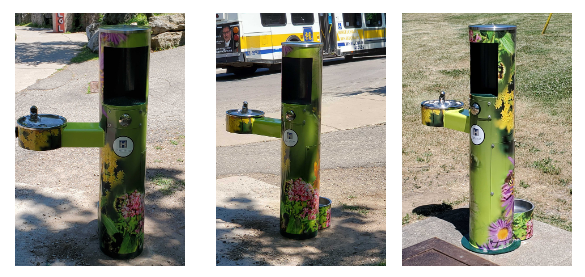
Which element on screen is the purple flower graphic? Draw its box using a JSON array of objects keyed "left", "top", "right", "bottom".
[
  {"left": 101, "top": 33, "right": 127, "bottom": 45},
  {"left": 501, "top": 157, "right": 515, "bottom": 218},
  {"left": 488, "top": 218, "right": 513, "bottom": 245},
  {"left": 469, "top": 30, "right": 482, "bottom": 43}
]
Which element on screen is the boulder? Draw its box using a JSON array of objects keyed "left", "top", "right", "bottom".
[
  {"left": 15, "top": 13, "right": 31, "bottom": 25},
  {"left": 86, "top": 23, "right": 102, "bottom": 52},
  {"left": 80, "top": 13, "right": 100, "bottom": 30},
  {"left": 64, "top": 13, "right": 74, "bottom": 32},
  {"left": 31, "top": 13, "right": 44, "bottom": 26},
  {"left": 151, "top": 31, "right": 184, "bottom": 50},
  {"left": 102, "top": 13, "right": 136, "bottom": 25},
  {"left": 149, "top": 14, "right": 185, "bottom": 35}
]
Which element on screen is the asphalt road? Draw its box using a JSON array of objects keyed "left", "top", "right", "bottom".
[{"left": 216, "top": 55, "right": 386, "bottom": 118}]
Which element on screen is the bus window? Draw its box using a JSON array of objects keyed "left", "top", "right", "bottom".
[
  {"left": 365, "top": 13, "right": 383, "bottom": 27},
  {"left": 261, "top": 13, "right": 287, "bottom": 27},
  {"left": 291, "top": 13, "right": 314, "bottom": 25},
  {"left": 342, "top": 13, "right": 362, "bottom": 28}
]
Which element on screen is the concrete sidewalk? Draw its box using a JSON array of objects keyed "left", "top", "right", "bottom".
[
  {"left": 15, "top": 26, "right": 88, "bottom": 92},
  {"left": 402, "top": 208, "right": 572, "bottom": 266}
]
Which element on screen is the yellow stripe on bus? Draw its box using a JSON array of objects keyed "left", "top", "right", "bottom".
[
  {"left": 241, "top": 33, "right": 320, "bottom": 49},
  {"left": 364, "top": 29, "right": 385, "bottom": 40}
]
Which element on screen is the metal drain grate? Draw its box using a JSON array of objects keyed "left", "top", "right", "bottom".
[{"left": 402, "top": 237, "right": 498, "bottom": 266}]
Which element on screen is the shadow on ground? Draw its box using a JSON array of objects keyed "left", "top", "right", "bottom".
[
  {"left": 16, "top": 40, "right": 85, "bottom": 65},
  {"left": 217, "top": 196, "right": 385, "bottom": 266},
  {"left": 15, "top": 166, "right": 185, "bottom": 266},
  {"left": 412, "top": 205, "right": 470, "bottom": 237}
]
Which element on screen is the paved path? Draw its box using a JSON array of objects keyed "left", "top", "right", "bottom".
[
  {"left": 15, "top": 26, "right": 88, "bottom": 92},
  {"left": 402, "top": 208, "right": 572, "bottom": 266}
]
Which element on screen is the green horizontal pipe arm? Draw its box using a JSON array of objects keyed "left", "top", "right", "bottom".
[
  {"left": 252, "top": 117, "right": 281, "bottom": 138},
  {"left": 62, "top": 122, "right": 105, "bottom": 147},
  {"left": 444, "top": 108, "right": 470, "bottom": 133}
]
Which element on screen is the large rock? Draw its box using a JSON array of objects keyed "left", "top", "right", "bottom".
[
  {"left": 63, "top": 13, "right": 74, "bottom": 32},
  {"left": 149, "top": 14, "right": 185, "bottom": 35},
  {"left": 86, "top": 23, "right": 102, "bottom": 53},
  {"left": 80, "top": 13, "right": 100, "bottom": 30},
  {"left": 102, "top": 13, "right": 136, "bottom": 25},
  {"left": 31, "top": 13, "right": 44, "bottom": 26},
  {"left": 151, "top": 31, "right": 185, "bottom": 50},
  {"left": 31, "top": 13, "right": 52, "bottom": 27},
  {"left": 15, "top": 13, "right": 31, "bottom": 25}
]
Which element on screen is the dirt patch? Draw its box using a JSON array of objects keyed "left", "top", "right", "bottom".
[
  {"left": 217, "top": 166, "right": 386, "bottom": 266},
  {"left": 402, "top": 14, "right": 572, "bottom": 230}
]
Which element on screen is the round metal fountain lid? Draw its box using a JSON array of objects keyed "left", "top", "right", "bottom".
[
  {"left": 469, "top": 24, "right": 516, "bottom": 31},
  {"left": 281, "top": 41, "right": 322, "bottom": 48},
  {"left": 421, "top": 92, "right": 464, "bottom": 110},
  {"left": 17, "top": 106, "right": 66, "bottom": 129},
  {"left": 226, "top": 101, "right": 265, "bottom": 118}
]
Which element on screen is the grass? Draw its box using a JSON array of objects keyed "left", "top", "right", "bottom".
[
  {"left": 17, "top": 22, "right": 51, "bottom": 28},
  {"left": 532, "top": 157, "right": 561, "bottom": 175},
  {"left": 534, "top": 212, "right": 572, "bottom": 232},
  {"left": 341, "top": 203, "right": 369, "bottom": 215},
  {"left": 151, "top": 173, "right": 184, "bottom": 195},
  {"left": 70, "top": 46, "right": 98, "bottom": 64}
]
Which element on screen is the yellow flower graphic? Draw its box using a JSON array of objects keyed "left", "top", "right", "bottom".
[
  {"left": 18, "top": 129, "right": 60, "bottom": 150},
  {"left": 496, "top": 90, "right": 514, "bottom": 133},
  {"left": 421, "top": 107, "right": 440, "bottom": 125},
  {"left": 101, "top": 143, "right": 125, "bottom": 188},
  {"left": 313, "top": 153, "right": 320, "bottom": 190}
]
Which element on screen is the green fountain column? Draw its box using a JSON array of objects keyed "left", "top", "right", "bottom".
[
  {"left": 98, "top": 25, "right": 150, "bottom": 259},
  {"left": 279, "top": 42, "right": 322, "bottom": 239},
  {"left": 466, "top": 24, "right": 518, "bottom": 253}
]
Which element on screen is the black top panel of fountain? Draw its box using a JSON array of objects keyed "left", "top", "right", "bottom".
[
  {"left": 281, "top": 57, "right": 313, "bottom": 105},
  {"left": 103, "top": 46, "right": 149, "bottom": 106}
]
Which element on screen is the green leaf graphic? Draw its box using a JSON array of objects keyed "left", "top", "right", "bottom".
[
  {"left": 500, "top": 33, "right": 515, "bottom": 55},
  {"left": 102, "top": 214, "right": 118, "bottom": 241},
  {"left": 118, "top": 234, "right": 136, "bottom": 254}
]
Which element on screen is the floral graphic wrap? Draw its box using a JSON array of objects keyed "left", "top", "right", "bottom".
[
  {"left": 513, "top": 209, "right": 534, "bottom": 240},
  {"left": 279, "top": 43, "right": 322, "bottom": 239},
  {"left": 281, "top": 178, "right": 319, "bottom": 235},
  {"left": 17, "top": 128, "right": 61, "bottom": 151},
  {"left": 501, "top": 157, "right": 515, "bottom": 219},
  {"left": 468, "top": 26, "right": 517, "bottom": 252},
  {"left": 318, "top": 203, "right": 331, "bottom": 230},
  {"left": 100, "top": 190, "right": 145, "bottom": 255},
  {"left": 101, "top": 32, "right": 127, "bottom": 46},
  {"left": 421, "top": 106, "right": 442, "bottom": 127}
]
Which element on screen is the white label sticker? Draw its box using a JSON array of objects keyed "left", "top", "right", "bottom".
[
  {"left": 283, "top": 129, "right": 298, "bottom": 147},
  {"left": 470, "top": 125, "right": 485, "bottom": 145},
  {"left": 113, "top": 136, "right": 134, "bottom": 157}
]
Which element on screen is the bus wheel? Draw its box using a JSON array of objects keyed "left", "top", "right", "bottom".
[
  {"left": 228, "top": 66, "right": 257, "bottom": 76},
  {"left": 344, "top": 55, "right": 354, "bottom": 61},
  {"left": 286, "top": 35, "right": 301, "bottom": 41}
]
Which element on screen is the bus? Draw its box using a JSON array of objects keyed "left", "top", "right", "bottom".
[{"left": 216, "top": 13, "right": 386, "bottom": 75}]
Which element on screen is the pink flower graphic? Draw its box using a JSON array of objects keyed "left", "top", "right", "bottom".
[{"left": 526, "top": 219, "right": 533, "bottom": 239}]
